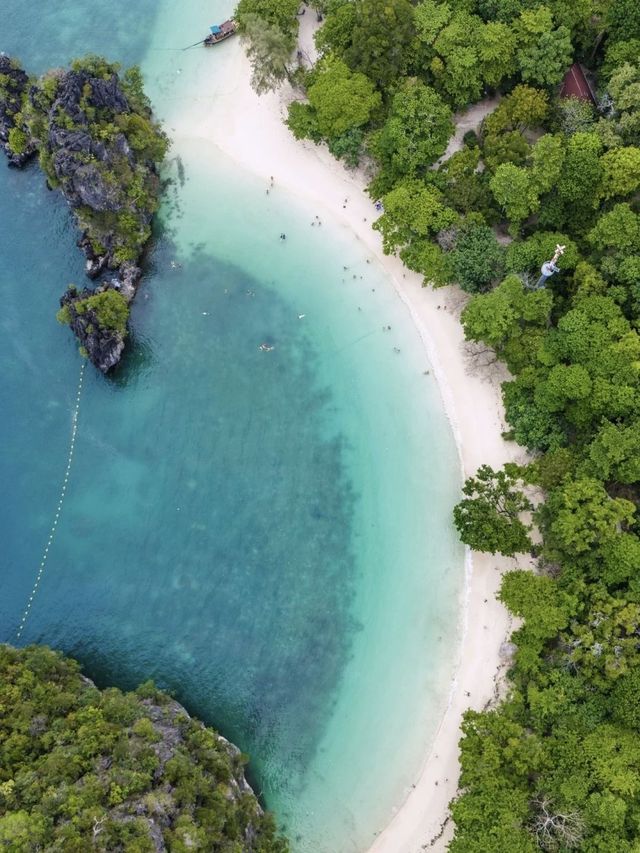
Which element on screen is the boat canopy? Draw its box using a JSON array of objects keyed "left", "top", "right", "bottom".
[{"left": 210, "top": 25, "right": 221, "bottom": 33}]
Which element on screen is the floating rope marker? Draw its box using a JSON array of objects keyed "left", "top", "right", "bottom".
[{"left": 16, "top": 361, "right": 86, "bottom": 641}]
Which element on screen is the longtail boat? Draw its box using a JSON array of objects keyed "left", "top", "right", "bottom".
[{"left": 204, "top": 20, "right": 237, "bottom": 46}]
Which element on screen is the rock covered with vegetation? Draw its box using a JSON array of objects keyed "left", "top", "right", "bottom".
[
  {"left": 0, "top": 53, "right": 168, "bottom": 372},
  {"left": 0, "top": 644, "right": 288, "bottom": 852},
  {"left": 57, "top": 285, "right": 130, "bottom": 369},
  {"left": 0, "top": 54, "right": 37, "bottom": 166}
]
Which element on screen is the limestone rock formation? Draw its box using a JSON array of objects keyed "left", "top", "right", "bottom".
[{"left": 0, "top": 54, "right": 168, "bottom": 372}]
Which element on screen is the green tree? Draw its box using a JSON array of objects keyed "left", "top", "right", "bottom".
[
  {"left": 529, "top": 133, "right": 565, "bottom": 194},
  {"left": 115, "top": 112, "right": 168, "bottom": 162},
  {"left": 587, "top": 420, "right": 640, "bottom": 484},
  {"left": 0, "top": 812, "right": 48, "bottom": 851},
  {"left": 453, "top": 464, "right": 533, "bottom": 555},
  {"left": 475, "top": 0, "right": 528, "bottom": 23},
  {"left": 431, "top": 12, "right": 485, "bottom": 107},
  {"left": 306, "top": 58, "right": 380, "bottom": 138},
  {"left": 286, "top": 100, "right": 321, "bottom": 142},
  {"left": 502, "top": 376, "right": 567, "bottom": 451},
  {"left": 373, "top": 179, "right": 458, "bottom": 253},
  {"left": 611, "top": 669, "right": 640, "bottom": 729},
  {"left": 450, "top": 222, "right": 505, "bottom": 292},
  {"left": 438, "top": 147, "right": 497, "bottom": 219},
  {"left": 7, "top": 126, "right": 28, "bottom": 156},
  {"left": 241, "top": 14, "right": 295, "bottom": 94},
  {"left": 461, "top": 274, "right": 552, "bottom": 370},
  {"left": 483, "top": 130, "right": 530, "bottom": 172},
  {"left": 477, "top": 21, "right": 518, "bottom": 88},
  {"left": 505, "top": 231, "right": 579, "bottom": 277},
  {"left": 598, "top": 146, "right": 640, "bottom": 201},
  {"left": 490, "top": 163, "right": 539, "bottom": 234},
  {"left": 369, "top": 79, "right": 453, "bottom": 190},
  {"left": 599, "top": 533, "right": 640, "bottom": 587},
  {"left": 555, "top": 96, "right": 595, "bottom": 136},
  {"left": 314, "top": 1, "right": 356, "bottom": 57},
  {"left": 556, "top": 131, "right": 602, "bottom": 226},
  {"left": 500, "top": 570, "right": 575, "bottom": 640},
  {"left": 82, "top": 289, "right": 130, "bottom": 335},
  {"left": 534, "top": 362, "right": 592, "bottom": 413},
  {"left": 602, "top": 41, "right": 640, "bottom": 79},
  {"left": 235, "top": 0, "right": 299, "bottom": 37},
  {"left": 400, "top": 240, "right": 454, "bottom": 286},
  {"left": 536, "top": 295, "right": 640, "bottom": 430},
  {"left": 343, "top": 0, "right": 415, "bottom": 89},
  {"left": 514, "top": 6, "right": 572, "bottom": 87},
  {"left": 588, "top": 204, "right": 640, "bottom": 254},
  {"left": 606, "top": 0, "right": 640, "bottom": 42},
  {"left": 544, "top": 478, "right": 635, "bottom": 555},
  {"left": 0, "top": 645, "right": 288, "bottom": 852},
  {"left": 413, "top": 0, "right": 451, "bottom": 49},
  {"left": 607, "top": 63, "right": 640, "bottom": 145},
  {"left": 451, "top": 707, "right": 544, "bottom": 853},
  {"left": 482, "top": 84, "right": 549, "bottom": 136}
]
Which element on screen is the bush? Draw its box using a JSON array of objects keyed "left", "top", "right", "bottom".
[
  {"left": 56, "top": 305, "right": 72, "bottom": 325},
  {"left": 7, "top": 125, "right": 28, "bottom": 155},
  {"left": 87, "top": 289, "right": 129, "bottom": 333},
  {"left": 71, "top": 289, "right": 130, "bottom": 335},
  {"left": 463, "top": 129, "right": 479, "bottom": 148}
]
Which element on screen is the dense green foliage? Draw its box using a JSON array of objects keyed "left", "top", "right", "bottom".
[
  {"left": 262, "top": 0, "right": 594, "bottom": 172},
  {"left": 57, "top": 288, "right": 130, "bottom": 335},
  {"left": 446, "top": 17, "right": 640, "bottom": 853},
  {"left": 0, "top": 645, "right": 287, "bottom": 852},
  {"left": 237, "top": 0, "right": 640, "bottom": 847},
  {"left": 287, "top": 57, "right": 381, "bottom": 163}
]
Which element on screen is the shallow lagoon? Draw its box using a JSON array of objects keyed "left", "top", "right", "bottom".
[{"left": 0, "top": 3, "right": 463, "bottom": 849}]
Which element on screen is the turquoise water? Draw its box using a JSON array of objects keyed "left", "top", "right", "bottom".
[{"left": 1, "top": 3, "right": 464, "bottom": 851}]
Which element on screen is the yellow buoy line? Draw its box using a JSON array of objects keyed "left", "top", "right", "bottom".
[{"left": 16, "top": 360, "right": 86, "bottom": 641}]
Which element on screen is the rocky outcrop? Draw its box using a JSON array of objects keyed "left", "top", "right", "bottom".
[
  {"left": 0, "top": 54, "right": 37, "bottom": 166},
  {"left": 133, "top": 700, "right": 264, "bottom": 852},
  {"left": 112, "top": 697, "right": 267, "bottom": 852},
  {"left": 60, "top": 285, "right": 126, "bottom": 373},
  {"left": 0, "top": 54, "right": 168, "bottom": 372}
]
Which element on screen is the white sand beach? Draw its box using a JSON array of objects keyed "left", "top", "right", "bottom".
[{"left": 167, "top": 21, "right": 530, "bottom": 852}]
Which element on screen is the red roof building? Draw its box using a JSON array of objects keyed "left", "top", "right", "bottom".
[{"left": 559, "top": 63, "right": 597, "bottom": 105}]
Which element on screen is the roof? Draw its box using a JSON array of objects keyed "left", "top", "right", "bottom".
[{"left": 559, "top": 63, "right": 597, "bottom": 105}]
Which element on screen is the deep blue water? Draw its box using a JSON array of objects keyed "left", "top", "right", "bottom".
[{"left": 0, "top": 167, "right": 355, "bottom": 773}]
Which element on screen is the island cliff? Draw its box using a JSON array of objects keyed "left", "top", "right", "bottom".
[
  {"left": 0, "top": 53, "right": 168, "bottom": 372},
  {"left": 0, "top": 644, "right": 288, "bottom": 851}
]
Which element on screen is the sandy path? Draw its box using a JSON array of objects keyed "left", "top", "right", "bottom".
[
  {"left": 434, "top": 96, "right": 501, "bottom": 167},
  {"left": 173, "top": 23, "right": 524, "bottom": 851}
]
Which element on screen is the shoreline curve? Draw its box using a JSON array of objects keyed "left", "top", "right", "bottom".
[{"left": 161, "top": 27, "right": 532, "bottom": 852}]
